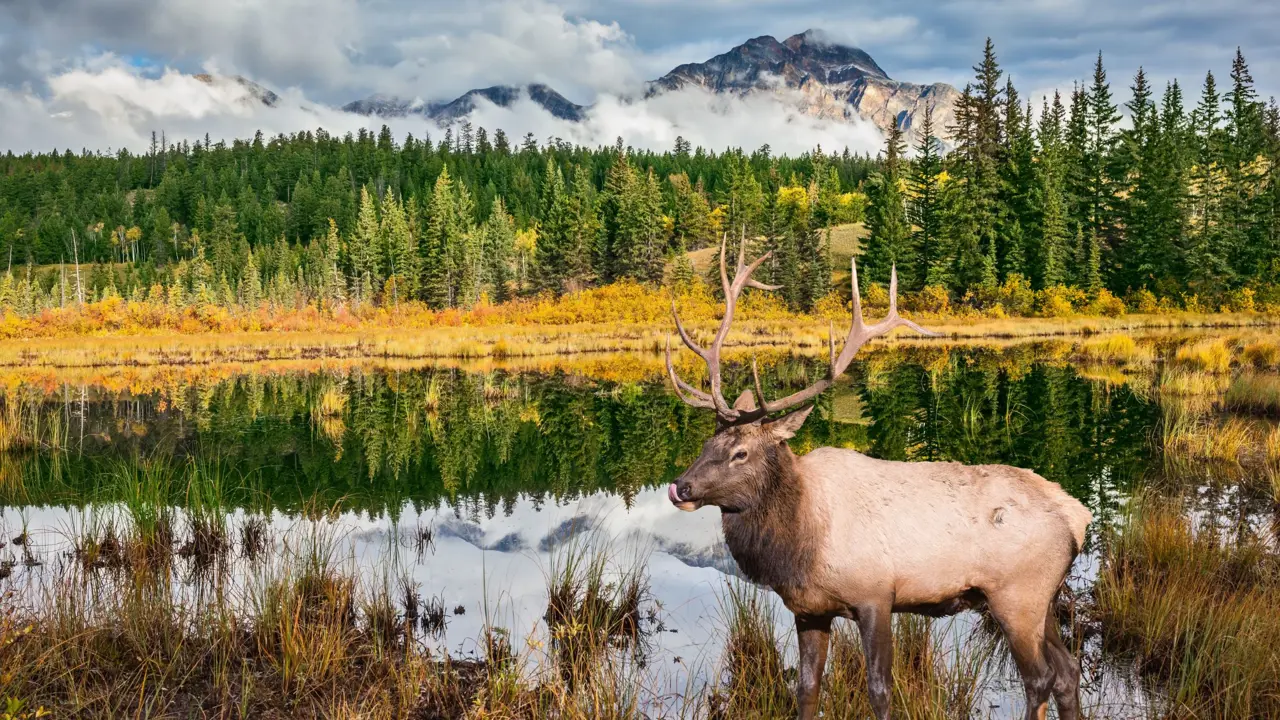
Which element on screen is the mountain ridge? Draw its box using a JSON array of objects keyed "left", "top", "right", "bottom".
[{"left": 259, "top": 29, "right": 959, "bottom": 140}]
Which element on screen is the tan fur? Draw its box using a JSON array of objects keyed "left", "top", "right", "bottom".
[{"left": 768, "top": 449, "right": 1089, "bottom": 617}]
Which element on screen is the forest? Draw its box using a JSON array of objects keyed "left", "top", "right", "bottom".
[{"left": 0, "top": 40, "right": 1277, "bottom": 322}]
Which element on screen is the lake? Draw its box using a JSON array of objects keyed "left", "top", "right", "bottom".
[{"left": 0, "top": 343, "right": 1267, "bottom": 717}]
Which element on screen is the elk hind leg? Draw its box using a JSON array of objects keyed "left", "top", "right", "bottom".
[
  {"left": 1043, "top": 608, "right": 1081, "bottom": 720},
  {"left": 988, "top": 594, "right": 1055, "bottom": 720}
]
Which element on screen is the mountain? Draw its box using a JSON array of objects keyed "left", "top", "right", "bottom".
[
  {"left": 193, "top": 73, "right": 279, "bottom": 107},
  {"left": 343, "top": 83, "right": 585, "bottom": 123},
  {"left": 646, "top": 29, "right": 958, "bottom": 139},
  {"left": 341, "top": 29, "right": 956, "bottom": 140}
]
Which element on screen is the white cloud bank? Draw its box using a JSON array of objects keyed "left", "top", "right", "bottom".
[{"left": 0, "top": 59, "right": 885, "bottom": 156}]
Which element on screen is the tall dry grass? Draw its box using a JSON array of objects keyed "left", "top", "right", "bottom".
[{"left": 1095, "top": 495, "right": 1280, "bottom": 718}]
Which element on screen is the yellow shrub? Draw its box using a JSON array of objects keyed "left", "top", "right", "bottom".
[
  {"left": 1088, "top": 289, "right": 1126, "bottom": 318},
  {"left": 906, "top": 285, "right": 951, "bottom": 314},
  {"left": 863, "top": 283, "right": 890, "bottom": 310},
  {"left": 1037, "top": 286, "right": 1081, "bottom": 318},
  {"left": 1131, "top": 288, "right": 1160, "bottom": 314}
]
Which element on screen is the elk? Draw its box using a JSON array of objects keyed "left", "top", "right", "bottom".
[{"left": 665, "top": 234, "right": 1092, "bottom": 720}]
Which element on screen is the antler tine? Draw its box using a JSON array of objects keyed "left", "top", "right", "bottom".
[
  {"left": 665, "top": 336, "right": 717, "bottom": 409},
  {"left": 670, "top": 295, "right": 708, "bottom": 360},
  {"left": 750, "top": 358, "right": 770, "bottom": 414},
  {"left": 744, "top": 256, "right": 941, "bottom": 416}
]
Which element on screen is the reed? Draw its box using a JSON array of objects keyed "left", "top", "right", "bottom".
[
  {"left": 1225, "top": 373, "right": 1280, "bottom": 416},
  {"left": 1095, "top": 495, "right": 1280, "bottom": 718}
]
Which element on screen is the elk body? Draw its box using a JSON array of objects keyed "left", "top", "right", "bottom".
[{"left": 666, "top": 235, "right": 1092, "bottom": 720}]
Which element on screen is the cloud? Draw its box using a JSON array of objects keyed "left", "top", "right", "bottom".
[
  {"left": 2, "top": 0, "right": 1278, "bottom": 153},
  {"left": 0, "top": 58, "right": 884, "bottom": 156}
]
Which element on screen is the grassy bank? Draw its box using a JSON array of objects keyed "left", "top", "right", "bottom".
[
  {"left": 1095, "top": 495, "right": 1280, "bottom": 718},
  {"left": 1, "top": 493, "right": 997, "bottom": 720}
]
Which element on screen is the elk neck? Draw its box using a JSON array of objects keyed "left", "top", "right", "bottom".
[{"left": 720, "top": 440, "right": 823, "bottom": 592}]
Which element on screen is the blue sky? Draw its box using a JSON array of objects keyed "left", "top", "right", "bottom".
[{"left": 1, "top": 0, "right": 1277, "bottom": 106}]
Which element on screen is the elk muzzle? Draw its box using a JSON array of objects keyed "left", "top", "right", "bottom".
[{"left": 668, "top": 478, "right": 702, "bottom": 512}]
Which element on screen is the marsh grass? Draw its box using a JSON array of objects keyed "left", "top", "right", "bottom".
[
  {"left": 1225, "top": 373, "right": 1280, "bottom": 416},
  {"left": 707, "top": 581, "right": 996, "bottom": 720},
  {"left": 1080, "top": 334, "right": 1151, "bottom": 365},
  {"left": 542, "top": 532, "right": 655, "bottom": 691},
  {"left": 1173, "top": 338, "right": 1234, "bottom": 373},
  {"left": 1161, "top": 407, "right": 1259, "bottom": 463},
  {"left": 1095, "top": 495, "right": 1280, "bottom": 718}
]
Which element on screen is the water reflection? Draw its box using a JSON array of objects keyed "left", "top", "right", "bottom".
[
  {"left": 0, "top": 348, "right": 1175, "bottom": 716},
  {"left": 1, "top": 349, "right": 1157, "bottom": 524}
]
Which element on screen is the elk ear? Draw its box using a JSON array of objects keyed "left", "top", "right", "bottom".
[
  {"left": 764, "top": 405, "right": 813, "bottom": 440},
  {"left": 732, "top": 390, "right": 757, "bottom": 411}
]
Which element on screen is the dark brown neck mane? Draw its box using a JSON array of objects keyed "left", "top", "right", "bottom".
[{"left": 721, "top": 441, "right": 821, "bottom": 591}]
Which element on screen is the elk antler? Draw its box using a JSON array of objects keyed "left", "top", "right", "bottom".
[
  {"left": 665, "top": 228, "right": 779, "bottom": 421},
  {"left": 667, "top": 235, "right": 941, "bottom": 425}
]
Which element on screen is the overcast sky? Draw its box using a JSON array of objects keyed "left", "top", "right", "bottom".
[{"left": 0, "top": 0, "right": 1276, "bottom": 154}]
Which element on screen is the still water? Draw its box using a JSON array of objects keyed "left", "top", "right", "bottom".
[{"left": 0, "top": 348, "right": 1168, "bottom": 715}]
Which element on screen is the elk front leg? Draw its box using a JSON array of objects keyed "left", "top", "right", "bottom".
[
  {"left": 795, "top": 613, "right": 832, "bottom": 720},
  {"left": 857, "top": 602, "right": 894, "bottom": 720}
]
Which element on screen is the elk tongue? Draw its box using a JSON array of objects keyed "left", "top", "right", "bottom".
[{"left": 668, "top": 483, "right": 680, "bottom": 504}]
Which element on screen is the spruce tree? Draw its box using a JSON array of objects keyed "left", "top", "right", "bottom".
[
  {"left": 240, "top": 248, "right": 262, "bottom": 307},
  {"left": 1187, "top": 71, "right": 1231, "bottom": 293},
  {"left": 535, "top": 159, "right": 573, "bottom": 292},
  {"left": 1037, "top": 92, "right": 1071, "bottom": 288},
  {"left": 908, "top": 106, "right": 944, "bottom": 291},
  {"left": 863, "top": 121, "right": 912, "bottom": 289},
  {"left": 351, "top": 186, "right": 381, "bottom": 303},
  {"left": 422, "top": 168, "right": 458, "bottom": 307},
  {"left": 1086, "top": 53, "right": 1121, "bottom": 289}
]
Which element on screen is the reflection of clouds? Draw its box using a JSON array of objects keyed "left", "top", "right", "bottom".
[
  {"left": 1, "top": 486, "right": 739, "bottom": 698},
  {"left": 0, "top": 486, "right": 1147, "bottom": 716}
]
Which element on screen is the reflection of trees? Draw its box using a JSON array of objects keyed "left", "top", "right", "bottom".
[
  {"left": 1, "top": 351, "right": 1159, "bottom": 525},
  {"left": 856, "top": 352, "right": 1156, "bottom": 533}
]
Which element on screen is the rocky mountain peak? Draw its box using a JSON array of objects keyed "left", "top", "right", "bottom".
[{"left": 192, "top": 73, "right": 279, "bottom": 107}]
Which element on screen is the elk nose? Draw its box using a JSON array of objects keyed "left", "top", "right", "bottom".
[{"left": 668, "top": 481, "right": 692, "bottom": 504}]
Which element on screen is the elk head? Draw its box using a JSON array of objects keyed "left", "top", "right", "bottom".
[{"left": 666, "top": 230, "right": 939, "bottom": 512}]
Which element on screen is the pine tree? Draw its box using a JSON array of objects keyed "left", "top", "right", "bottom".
[
  {"left": 998, "top": 82, "right": 1036, "bottom": 282},
  {"left": 599, "top": 154, "right": 638, "bottom": 280},
  {"left": 380, "top": 192, "right": 416, "bottom": 304},
  {"left": 1086, "top": 53, "right": 1121, "bottom": 289},
  {"left": 1037, "top": 92, "right": 1071, "bottom": 288},
  {"left": 1187, "top": 71, "right": 1231, "bottom": 293},
  {"left": 535, "top": 159, "right": 573, "bottom": 292},
  {"left": 240, "top": 248, "right": 262, "bottom": 307},
  {"left": 863, "top": 121, "right": 913, "bottom": 289},
  {"left": 422, "top": 167, "right": 459, "bottom": 307},
  {"left": 1118, "top": 67, "right": 1159, "bottom": 290},
  {"left": 351, "top": 186, "right": 381, "bottom": 302},
  {"left": 908, "top": 106, "right": 944, "bottom": 291},
  {"left": 483, "top": 198, "right": 517, "bottom": 302},
  {"left": 1224, "top": 48, "right": 1268, "bottom": 278}
]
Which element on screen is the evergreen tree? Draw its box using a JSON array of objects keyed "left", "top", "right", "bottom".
[
  {"left": 1037, "top": 92, "right": 1071, "bottom": 288},
  {"left": 1086, "top": 53, "right": 1122, "bottom": 289},
  {"left": 483, "top": 198, "right": 517, "bottom": 302},
  {"left": 422, "top": 167, "right": 459, "bottom": 307},
  {"left": 863, "top": 121, "right": 913, "bottom": 289},
  {"left": 908, "top": 106, "right": 945, "bottom": 291},
  {"left": 239, "top": 248, "right": 262, "bottom": 307},
  {"left": 380, "top": 192, "right": 416, "bottom": 303},
  {"left": 351, "top": 186, "right": 381, "bottom": 302},
  {"left": 1187, "top": 71, "right": 1231, "bottom": 293}
]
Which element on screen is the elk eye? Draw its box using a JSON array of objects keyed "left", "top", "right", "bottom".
[{"left": 732, "top": 449, "right": 748, "bottom": 461}]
